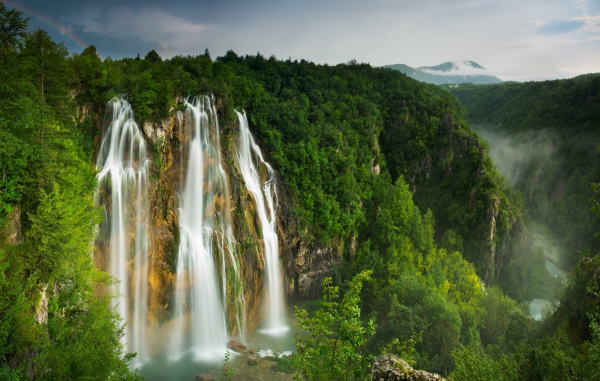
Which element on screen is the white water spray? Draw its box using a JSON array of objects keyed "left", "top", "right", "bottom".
[
  {"left": 170, "top": 96, "right": 245, "bottom": 361},
  {"left": 96, "top": 96, "right": 287, "bottom": 367},
  {"left": 236, "top": 111, "right": 288, "bottom": 335},
  {"left": 96, "top": 98, "right": 150, "bottom": 366}
]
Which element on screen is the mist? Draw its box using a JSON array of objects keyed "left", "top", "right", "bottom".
[{"left": 476, "top": 125, "right": 567, "bottom": 320}]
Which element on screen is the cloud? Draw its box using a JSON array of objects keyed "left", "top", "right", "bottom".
[
  {"left": 49, "top": 0, "right": 600, "bottom": 81},
  {"left": 576, "top": 14, "right": 600, "bottom": 32},
  {"left": 574, "top": 0, "right": 589, "bottom": 14},
  {"left": 75, "top": 6, "right": 213, "bottom": 57},
  {"left": 537, "top": 19, "right": 585, "bottom": 34},
  {"left": 419, "top": 61, "right": 492, "bottom": 76}
]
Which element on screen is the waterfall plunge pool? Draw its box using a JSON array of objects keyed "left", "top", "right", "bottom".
[{"left": 137, "top": 305, "right": 297, "bottom": 381}]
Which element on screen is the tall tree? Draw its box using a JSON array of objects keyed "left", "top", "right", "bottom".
[{"left": 0, "top": 2, "right": 27, "bottom": 53}]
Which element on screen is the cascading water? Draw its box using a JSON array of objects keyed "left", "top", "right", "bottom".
[
  {"left": 236, "top": 111, "right": 288, "bottom": 335},
  {"left": 96, "top": 98, "right": 150, "bottom": 366},
  {"left": 95, "top": 95, "right": 289, "bottom": 375},
  {"left": 170, "top": 96, "right": 245, "bottom": 361}
]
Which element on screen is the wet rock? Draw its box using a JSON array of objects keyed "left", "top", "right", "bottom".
[
  {"left": 2, "top": 206, "right": 22, "bottom": 244},
  {"left": 195, "top": 374, "right": 215, "bottom": 381},
  {"left": 227, "top": 339, "right": 248, "bottom": 353},
  {"left": 371, "top": 355, "right": 445, "bottom": 381},
  {"left": 35, "top": 284, "right": 48, "bottom": 325}
]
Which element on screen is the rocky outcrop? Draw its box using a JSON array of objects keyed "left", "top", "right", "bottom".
[
  {"left": 35, "top": 284, "right": 48, "bottom": 325},
  {"left": 372, "top": 355, "right": 445, "bottom": 381},
  {"left": 91, "top": 97, "right": 344, "bottom": 339},
  {"left": 2, "top": 206, "right": 22, "bottom": 245},
  {"left": 227, "top": 339, "right": 248, "bottom": 353},
  {"left": 277, "top": 193, "right": 342, "bottom": 298}
]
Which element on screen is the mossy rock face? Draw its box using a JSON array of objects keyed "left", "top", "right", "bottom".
[
  {"left": 371, "top": 355, "right": 445, "bottom": 381},
  {"left": 97, "top": 99, "right": 343, "bottom": 335}
]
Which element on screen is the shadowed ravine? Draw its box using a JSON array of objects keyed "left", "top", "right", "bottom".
[{"left": 476, "top": 126, "right": 568, "bottom": 319}]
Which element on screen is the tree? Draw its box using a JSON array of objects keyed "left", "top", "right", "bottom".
[
  {"left": 451, "top": 345, "right": 519, "bottom": 381},
  {"left": 294, "top": 271, "right": 375, "bottom": 380},
  {"left": 0, "top": 2, "right": 27, "bottom": 52},
  {"left": 144, "top": 49, "right": 162, "bottom": 63},
  {"left": 22, "top": 29, "right": 70, "bottom": 116}
]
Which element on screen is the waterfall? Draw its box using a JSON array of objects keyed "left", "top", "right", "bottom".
[
  {"left": 96, "top": 98, "right": 150, "bottom": 366},
  {"left": 236, "top": 111, "right": 288, "bottom": 335},
  {"left": 170, "top": 96, "right": 245, "bottom": 361},
  {"left": 95, "top": 96, "right": 288, "bottom": 368}
]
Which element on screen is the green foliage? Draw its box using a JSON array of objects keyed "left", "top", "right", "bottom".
[
  {"left": 0, "top": 2, "right": 27, "bottom": 52},
  {"left": 294, "top": 271, "right": 376, "bottom": 380},
  {"left": 271, "top": 355, "right": 296, "bottom": 374},
  {"left": 381, "top": 337, "right": 420, "bottom": 367},
  {"left": 451, "top": 345, "right": 519, "bottom": 381},
  {"left": 547, "top": 252, "right": 600, "bottom": 349},
  {"left": 581, "top": 320, "right": 600, "bottom": 379},
  {"left": 450, "top": 77, "right": 600, "bottom": 266},
  {"left": 221, "top": 351, "right": 234, "bottom": 381},
  {"left": 479, "top": 287, "right": 527, "bottom": 348},
  {"left": 518, "top": 328, "right": 580, "bottom": 381},
  {"left": 0, "top": 6, "right": 137, "bottom": 379}
]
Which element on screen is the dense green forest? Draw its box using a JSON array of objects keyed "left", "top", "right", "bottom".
[
  {"left": 2, "top": 2, "right": 600, "bottom": 379},
  {"left": 447, "top": 77, "right": 600, "bottom": 379},
  {"left": 0, "top": 4, "right": 140, "bottom": 380},
  {"left": 450, "top": 77, "right": 600, "bottom": 268},
  {"left": 448, "top": 78, "right": 600, "bottom": 303}
]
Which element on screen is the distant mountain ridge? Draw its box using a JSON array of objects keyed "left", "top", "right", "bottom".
[{"left": 384, "top": 60, "right": 502, "bottom": 85}]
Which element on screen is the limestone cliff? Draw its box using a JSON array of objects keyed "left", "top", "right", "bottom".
[{"left": 92, "top": 98, "right": 335, "bottom": 339}]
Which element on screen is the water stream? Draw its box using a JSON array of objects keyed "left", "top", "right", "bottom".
[
  {"left": 236, "top": 111, "right": 288, "bottom": 335},
  {"left": 97, "top": 97, "right": 290, "bottom": 376},
  {"left": 170, "top": 96, "right": 239, "bottom": 361},
  {"left": 96, "top": 98, "right": 150, "bottom": 366}
]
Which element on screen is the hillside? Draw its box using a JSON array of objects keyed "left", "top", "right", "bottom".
[
  {"left": 449, "top": 76, "right": 600, "bottom": 268},
  {"left": 449, "top": 77, "right": 600, "bottom": 374}
]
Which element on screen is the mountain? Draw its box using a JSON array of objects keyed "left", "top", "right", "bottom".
[{"left": 384, "top": 60, "right": 503, "bottom": 85}]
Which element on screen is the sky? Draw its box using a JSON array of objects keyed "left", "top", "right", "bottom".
[{"left": 5, "top": 0, "right": 600, "bottom": 81}]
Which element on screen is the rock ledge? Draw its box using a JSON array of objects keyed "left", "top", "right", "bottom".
[{"left": 372, "top": 355, "right": 445, "bottom": 381}]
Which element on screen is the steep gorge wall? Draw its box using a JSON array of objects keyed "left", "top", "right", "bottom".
[
  {"left": 381, "top": 110, "right": 522, "bottom": 283},
  {"left": 91, "top": 98, "right": 327, "bottom": 337},
  {"left": 450, "top": 77, "right": 600, "bottom": 267}
]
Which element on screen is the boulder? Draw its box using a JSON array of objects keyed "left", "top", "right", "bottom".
[
  {"left": 227, "top": 339, "right": 248, "bottom": 353},
  {"left": 247, "top": 357, "right": 258, "bottom": 366},
  {"left": 371, "top": 355, "right": 445, "bottom": 381}
]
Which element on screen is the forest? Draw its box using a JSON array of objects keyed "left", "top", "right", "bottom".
[{"left": 1, "top": 2, "right": 600, "bottom": 380}]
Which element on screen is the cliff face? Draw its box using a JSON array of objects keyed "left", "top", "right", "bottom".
[
  {"left": 92, "top": 100, "right": 332, "bottom": 337},
  {"left": 135, "top": 106, "right": 268, "bottom": 335},
  {"left": 382, "top": 111, "right": 522, "bottom": 283},
  {"left": 1, "top": 206, "right": 22, "bottom": 245}
]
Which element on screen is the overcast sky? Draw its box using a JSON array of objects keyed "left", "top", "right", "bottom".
[{"left": 6, "top": 0, "right": 600, "bottom": 81}]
